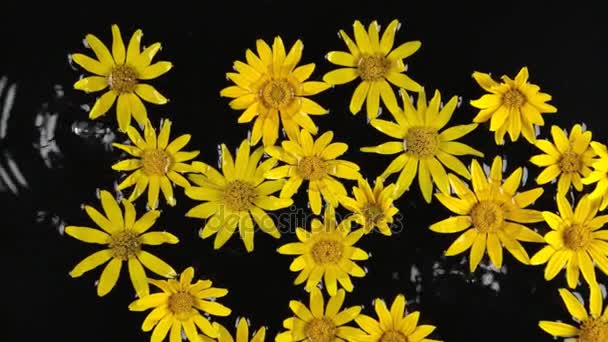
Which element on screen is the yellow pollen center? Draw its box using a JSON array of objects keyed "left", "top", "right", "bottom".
[
  {"left": 559, "top": 151, "right": 582, "bottom": 173},
  {"left": 141, "top": 149, "right": 173, "bottom": 176},
  {"left": 223, "top": 180, "right": 257, "bottom": 212},
  {"left": 306, "top": 318, "right": 336, "bottom": 342},
  {"left": 404, "top": 127, "right": 439, "bottom": 158},
  {"left": 503, "top": 89, "right": 526, "bottom": 108},
  {"left": 297, "top": 156, "right": 327, "bottom": 181},
  {"left": 260, "top": 79, "right": 294, "bottom": 108},
  {"left": 471, "top": 201, "right": 504, "bottom": 233},
  {"left": 579, "top": 318, "right": 608, "bottom": 342},
  {"left": 311, "top": 240, "right": 343, "bottom": 264},
  {"left": 108, "top": 65, "right": 138, "bottom": 93},
  {"left": 563, "top": 224, "right": 592, "bottom": 250},
  {"left": 109, "top": 230, "right": 141, "bottom": 260},
  {"left": 168, "top": 292, "right": 195, "bottom": 320},
  {"left": 380, "top": 330, "right": 408, "bottom": 342},
  {"left": 362, "top": 203, "right": 384, "bottom": 225},
  {"left": 358, "top": 55, "right": 391, "bottom": 81}
]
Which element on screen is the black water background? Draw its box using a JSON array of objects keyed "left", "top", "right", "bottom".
[{"left": 2, "top": 1, "right": 608, "bottom": 341}]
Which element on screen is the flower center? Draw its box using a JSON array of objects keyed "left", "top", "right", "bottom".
[
  {"left": 563, "top": 224, "right": 592, "bottom": 250},
  {"left": 109, "top": 230, "right": 141, "bottom": 260},
  {"left": 380, "top": 330, "right": 408, "bottom": 342},
  {"left": 260, "top": 79, "right": 294, "bottom": 109},
  {"left": 223, "top": 180, "right": 257, "bottom": 212},
  {"left": 306, "top": 318, "right": 336, "bottom": 342},
  {"left": 311, "top": 240, "right": 343, "bottom": 264},
  {"left": 404, "top": 127, "right": 439, "bottom": 158},
  {"left": 297, "top": 156, "right": 327, "bottom": 181},
  {"left": 559, "top": 151, "right": 582, "bottom": 173},
  {"left": 168, "top": 292, "right": 195, "bottom": 320},
  {"left": 108, "top": 65, "right": 138, "bottom": 93},
  {"left": 141, "top": 149, "right": 173, "bottom": 176},
  {"left": 358, "top": 55, "right": 391, "bottom": 81},
  {"left": 362, "top": 203, "right": 384, "bottom": 226},
  {"left": 502, "top": 89, "right": 525, "bottom": 108},
  {"left": 580, "top": 318, "right": 608, "bottom": 342},
  {"left": 471, "top": 201, "right": 504, "bottom": 233}
]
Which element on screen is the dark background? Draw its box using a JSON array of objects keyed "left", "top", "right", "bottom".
[{"left": 2, "top": 1, "right": 608, "bottom": 341}]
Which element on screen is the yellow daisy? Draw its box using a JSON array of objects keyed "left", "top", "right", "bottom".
[
  {"left": 129, "top": 266, "right": 231, "bottom": 342},
  {"left": 184, "top": 139, "right": 293, "bottom": 252},
  {"left": 530, "top": 124, "right": 595, "bottom": 195},
  {"left": 275, "top": 287, "right": 364, "bottom": 342},
  {"left": 72, "top": 24, "right": 171, "bottom": 132},
  {"left": 65, "top": 190, "right": 178, "bottom": 297},
  {"left": 361, "top": 89, "right": 483, "bottom": 202},
  {"left": 339, "top": 176, "right": 399, "bottom": 236},
  {"left": 531, "top": 195, "right": 608, "bottom": 288},
  {"left": 470, "top": 66, "right": 557, "bottom": 145},
  {"left": 112, "top": 119, "right": 199, "bottom": 209},
  {"left": 324, "top": 19, "right": 422, "bottom": 120},
  {"left": 265, "top": 129, "right": 361, "bottom": 215},
  {"left": 582, "top": 142, "right": 608, "bottom": 210},
  {"left": 220, "top": 36, "right": 330, "bottom": 147},
  {"left": 277, "top": 206, "right": 368, "bottom": 296},
  {"left": 210, "top": 318, "right": 266, "bottom": 342},
  {"left": 355, "top": 294, "right": 441, "bottom": 342},
  {"left": 430, "top": 156, "right": 545, "bottom": 272},
  {"left": 539, "top": 282, "right": 608, "bottom": 341}
]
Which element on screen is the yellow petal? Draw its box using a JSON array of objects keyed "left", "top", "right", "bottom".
[
  {"left": 323, "top": 68, "right": 358, "bottom": 85},
  {"left": 97, "top": 258, "right": 122, "bottom": 296},
  {"left": 111, "top": 24, "right": 126, "bottom": 65},
  {"left": 137, "top": 251, "right": 177, "bottom": 278},
  {"left": 74, "top": 76, "right": 108, "bottom": 93},
  {"left": 140, "top": 61, "right": 173, "bottom": 80},
  {"left": 89, "top": 90, "right": 118, "bottom": 119},
  {"left": 128, "top": 258, "right": 149, "bottom": 298},
  {"left": 429, "top": 216, "right": 471, "bottom": 233},
  {"left": 445, "top": 229, "right": 477, "bottom": 256},
  {"left": 326, "top": 51, "right": 357, "bottom": 67},
  {"left": 69, "top": 249, "right": 113, "bottom": 277},
  {"left": 350, "top": 81, "right": 370, "bottom": 114},
  {"left": 387, "top": 41, "right": 421, "bottom": 60},
  {"left": 558, "top": 288, "right": 588, "bottom": 321},
  {"left": 135, "top": 84, "right": 168, "bottom": 104},
  {"left": 538, "top": 321, "right": 579, "bottom": 337},
  {"left": 65, "top": 226, "right": 111, "bottom": 244}
]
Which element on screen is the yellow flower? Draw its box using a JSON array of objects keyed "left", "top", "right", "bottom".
[
  {"left": 277, "top": 206, "right": 368, "bottom": 296},
  {"left": 265, "top": 129, "right": 361, "bottom": 215},
  {"left": 539, "top": 282, "right": 608, "bottom": 340},
  {"left": 361, "top": 89, "right": 483, "bottom": 202},
  {"left": 72, "top": 24, "right": 171, "bottom": 132},
  {"left": 324, "top": 19, "right": 422, "bottom": 120},
  {"left": 470, "top": 67, "right": 557, "bottom": 145},
  {"left": 65, "top": 190, "right": 178, "bottom": 297},
  {"left": 129, "top": 267, "right": 231, "bottom": 342},
  {"left": 275, "top": 287, "right": 364, "bottom": 342},
  {"left": 220, "top": 36, "right": 330, "bottom": 147},
  {"left": 430, "top": 156, "right": 545, "bottom": 272},
  {"left": 582, "top": 142, "right": 608, "bottom": 210},
  {"left": 531, "top": 195, "right": 608, "bottom": 288},
  {"left": 530, "top": 124, "right": 595, "bottom": 194},
  {"left": 209, "top": 318, "right": 266, "bottom": 342},
  {"left": 184, "top": 139, "right": 292, "bottom": 252},
  {"left": 339, "top": 176, "right": 399, "bottom": 236},
  {"left": 112, "top": 119, "right": 199, "bottom": 210},
  {"left": 355, "top": 294, "right": 441, "bottom": 342}
]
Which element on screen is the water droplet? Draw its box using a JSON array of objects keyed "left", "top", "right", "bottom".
[{"left": 521, "top": 166, "right": 529, "bottom": 186}]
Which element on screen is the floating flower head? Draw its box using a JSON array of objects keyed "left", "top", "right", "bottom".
[
  {"left": 65, "top": 190, "right": 178, "bottom": 297},
  {"left": 220, "top": 36, "right": 330, "bottom": 147},
  {"left": 355, "top": 294, "right": 440, "bottom": 342},
  {"left": 277, "top": 206, "right": 368, "bottom": 296},
  {"left": 324, "top": 19, "right": 422, "bottom": 120},
  {"left": 129, "top": 266, "right": 231, "bottom": 341},
  {"left": 265, "top": 129, "right": 361, "bottom": 215},
  {"left": 470, "top": 67, "right": 557, "bottom": 145},
  {"left": 530, "top": 124, "right": 595, "bottom": 195},
  {"left": 210, "top": 318, "right": 266, "bottom": 342},
  {"left": 184, "top": 140, "right": 292, "bottom": 252},
  {"left": 539, "top": 282, "right": 608, "bottom": 341},
  {"left": 112, "top": 119, "right": 199, "bottom": 209},
  {"left": 361, "top": 89, "right": 483, "bottom": 202},
  {"left": 531, "top": 195, "right": 608, "bottom": 288},
  {"left": 72, "top": 24, "right": 171, "bottom": 132},
  {"left": 339, "top": 176, "right": 399, "bottom": 236},
  {"left": 276, "top": 288, "right": 363, "bottom": 342},
  {"left": 430, "top": 156, "right": 545, "bottom": 272},
  {"left": 582, "top": 142, "right": 608, "bottom": 211}
]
